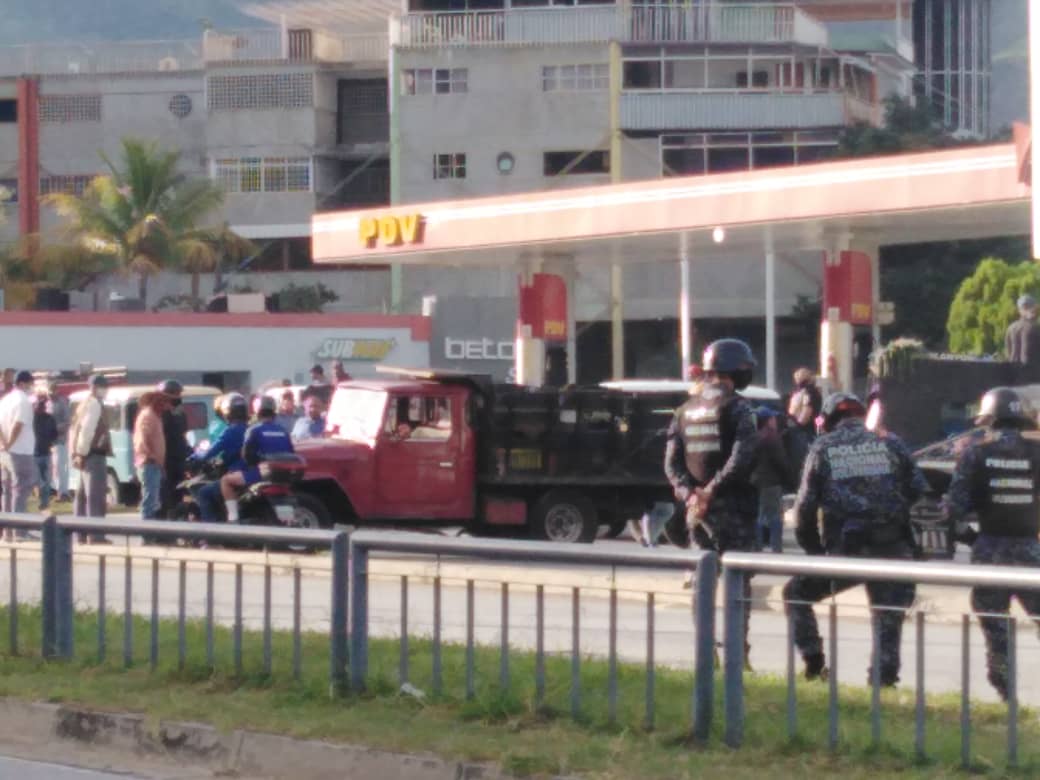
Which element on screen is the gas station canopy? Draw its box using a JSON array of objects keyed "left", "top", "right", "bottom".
[{"left": 313, "top": 144, "right": 1028, "bottom": 268}]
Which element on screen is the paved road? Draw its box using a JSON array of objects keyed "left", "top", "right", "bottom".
[
  {"left": 0, "top": 754, "right": 141, "bottom": 778},
  {"left": 0, "top": 526, "right": 1030, "bottom": 706}
]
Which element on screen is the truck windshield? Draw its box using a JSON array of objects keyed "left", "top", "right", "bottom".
[{"left": 327, "top": 388, "right": 388, "bottom": 443}]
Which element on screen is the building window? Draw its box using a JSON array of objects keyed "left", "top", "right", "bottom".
[
  {"left": 207, "top": 73, "right": 314, "bottom": 111},
  {"left": 542, "top": 64, "right": 609, "bottom": 91},
  {"left": 39, "top": 94, "right": 102, "bottom": 123},
  {"left": 213, "top": 157, "right": 312, "bottom": 193},
  {"left": 432, "top": 153, "right": 466, "bottom": 180},
  {"left": 403, "top": 68, "right": 468, "bottom": 95},
  {"left": 543, "top": 150, "right": 610, "bottom": 176},
  {"left": 0, "top": 99, "right": 16, "bottom": 123},
  {"left": 39, "top": 175, "right": 94, "bottom": 196}
]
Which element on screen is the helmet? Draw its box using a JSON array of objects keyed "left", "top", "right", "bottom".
[
  {"left": 702, "top": 339, "right": 756, "bottom": 390},
  {"left": 88, "top": 374, "right": 109, "bottom": 389},
  {"left": 820, "top": 392, "right": 867, "bottom": 433},
  {"left": 975, "top": 387, "right": 1036, "bottom": 429},
  {"left": 1018, "top": 294, "right": 1037, "bottom": 311},
  {"left": 257, "top": 395, "right": 278, "bottom": 418},
  {"left": 157, "top": 379, "right": 183, "bottom": 397},
  {"left": 221, "top": 392, "right": 249, "bottom": 423}
]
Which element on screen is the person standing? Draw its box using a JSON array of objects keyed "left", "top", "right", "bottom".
[
  {"left": 158, "top": 380, "right": 190, "bottom": 518},
  {"left": 291, "top": 397, "right": 326, "bottom": 442},
  {"left": 32, "top": 392, "right": 58, "bottom": 511},
  {"left": 1004, "top": 294, "right": 1040, "bottom": 366},
  {"left": 665, "top": 339, "right": 760, "bottom": 653},
  {"left": 944, "top": 387, "right": 1040, "bottom": 701},
  {"left": 0, "top": 371, "right": 38, "bottom": 525},
  {"left": 303, "top": 364, "right": 333, "bottom": 406},
  {"left": 752, "top": 407, "right": 797, "bottom": 553},
  {"left": 332, "top": 359, "right": 352, "bottom": 384},
  {"left": 783, "top": 392, "right": 926, "bottom": 685},
  {"left": 48, "top": 382, "right": 72, "bottom": 502},
  {"left": 275, "top": 390, "right": 298, "bottom": 434},
  {"left": 787, "top": 367, "right": 822, "bottom": 475},
  {"left": 69, "top": 374, "right": 111, "bottom": 543},
  {"left": 133, "top": 392, "right": 166, "bottom": 522}
]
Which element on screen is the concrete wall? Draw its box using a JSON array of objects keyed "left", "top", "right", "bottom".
[
  {"left": 394, "top": 44, "right": 611, "bottom": 202},
  {"left": 0, "top": 312, "right": 430, "bottom": 388}
]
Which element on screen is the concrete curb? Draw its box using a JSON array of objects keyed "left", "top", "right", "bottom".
[{"left": 1, "top": 698, "right": 572, "bottom": 780}]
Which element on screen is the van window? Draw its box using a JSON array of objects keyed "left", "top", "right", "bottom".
[{"left": 182, "top": 402, "right": 209, "bottom": 431}]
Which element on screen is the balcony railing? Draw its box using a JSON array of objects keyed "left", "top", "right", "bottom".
[
  {"left": 620, "top": 90, "right": 877, "bottom": 131},
  {"left": 394, "top": 3, "right": 829, "bottom": 48},
  {"left": 0, "top": 40, "right": 202, "bottom": 77},
  {"left": 202, "top": 28, "right": 388, "bottom": 65}
]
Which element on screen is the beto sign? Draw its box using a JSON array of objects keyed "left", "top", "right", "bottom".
[
  {"left": 430, "top": 297, "right": 517, "bottom": 382},
  {"left": 445, "top": 337, "right": 514, "bottom": 362}
]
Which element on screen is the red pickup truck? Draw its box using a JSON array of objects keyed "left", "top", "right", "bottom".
[{"left": 292, "top": 370, "right": 705, "bottom": 542}]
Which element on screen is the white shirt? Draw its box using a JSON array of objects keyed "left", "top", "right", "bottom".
[{"left": 0, "top": 388, "right": 35, "bottom": 456}]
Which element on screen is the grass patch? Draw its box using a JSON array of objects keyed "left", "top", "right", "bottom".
[{"left": 0, "top": 605, "right": 1033, "bottom": 779}]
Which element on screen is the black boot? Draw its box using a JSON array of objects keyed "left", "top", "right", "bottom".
[{"left": 804, "top": 652, "right": 827, "bottom": 681}]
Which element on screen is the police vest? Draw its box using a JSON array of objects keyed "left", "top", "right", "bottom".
[
  {"left": 677, "top": 385, "right": 738, "bottom": 486},
  {"left": 976, "top": 434, "right": 1040, "bottom": 538}
]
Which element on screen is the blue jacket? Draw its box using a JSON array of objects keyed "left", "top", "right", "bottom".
[
  {"left": 196, "top": 422, "right": 247, "bottom": 472},
  {"left": 243, "top": 420, "right": 295, "bottom": 467}
]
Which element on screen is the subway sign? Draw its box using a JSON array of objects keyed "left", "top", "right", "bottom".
[{"left": 359, "top": 214, "right": 424, "bottom": 248}]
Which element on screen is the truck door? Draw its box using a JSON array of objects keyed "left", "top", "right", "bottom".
[{"left": 376, "top": 392, "right": 468, "bottom": 518}]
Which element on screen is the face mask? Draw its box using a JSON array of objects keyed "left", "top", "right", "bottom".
[{"left": 170, "top": 397, "right": 182, "bottom": 408}]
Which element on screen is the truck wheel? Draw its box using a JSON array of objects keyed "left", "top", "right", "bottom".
[
  {"left": 531, "top": 491, "right": 598, "bottom": 544},
  {"left": 293, "top": 493, "right": 332, "bottom": 530}
]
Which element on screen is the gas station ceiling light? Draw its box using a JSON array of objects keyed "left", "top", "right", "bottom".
[{"left": 712, "top": 226, "right": 726, "bottom": 244}]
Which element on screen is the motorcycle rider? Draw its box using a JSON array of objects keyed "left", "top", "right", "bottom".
[
  {"left": 220, "top": 395, "right": 294, "bottom": 523},
  {"left": 192, "top": 393, "right": 249, "bottom": 522},
  {"left": 944, "top": 387, "right": 1040, "bottom": 701},
  {"left": 664, "top": 338, "right": 759, "bottom": 651},
  {"left": 783, "top": 392, "right": 926, "bottom": 685}
]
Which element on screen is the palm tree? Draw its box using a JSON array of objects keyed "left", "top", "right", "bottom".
[
  {"left": 47, "top": 138, "right": 234, "bottom": 302},
  {"left": 179, "top": 222, "right": 256, "bottom": 304}
]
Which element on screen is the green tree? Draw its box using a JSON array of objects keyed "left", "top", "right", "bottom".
[
  {"left": 946, "top": 258, "right": 1040, "bottom": 355},
  {"left": 837, "top": 95, "right": 954, "bottom": 158},
  {"left": 47, "top": 137, "right": 234, "bottom": 300}
]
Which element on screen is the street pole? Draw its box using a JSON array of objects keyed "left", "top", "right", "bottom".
[{"left": 680, "top": 232, "right": 692, "bottom": 378}]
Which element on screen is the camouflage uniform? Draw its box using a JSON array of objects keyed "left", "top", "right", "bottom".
[
  {"left": 946, "top": 429, "right": 1040, "bottom": 700},
  {"left": 665, "top": 380, "right": 758, "bottom": 643},
  {"left": 783, "top": 419, "right": 926, "bottom": 684}
]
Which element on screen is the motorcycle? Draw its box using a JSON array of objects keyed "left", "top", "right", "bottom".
[{"left": 174, "top": 452, "right": 313, "bottom": 538}]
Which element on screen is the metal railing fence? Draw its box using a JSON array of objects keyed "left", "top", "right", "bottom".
[
  {"left": 721, "top": 552, "right": 1040, "bottom": 766},
  {"left": 348, "top": 530, "right": 719, "bottom": 739},
  {"left": 0, "top": 515, "right": 348, "bottom": 693}
]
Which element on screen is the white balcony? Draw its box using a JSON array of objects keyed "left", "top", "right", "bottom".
[
  {"left": 620, "top": 90, "right": 878, "bottom": 131},
  {"left": 202, "top": 28, "right": 388, "bottom": 65},
  {"left": 394, "top": 3, "right": 829, "bottom": 48}
]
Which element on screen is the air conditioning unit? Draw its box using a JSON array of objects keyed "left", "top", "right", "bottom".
[{"left": 158, "top": 56, "right": 180, "bottom": 71}]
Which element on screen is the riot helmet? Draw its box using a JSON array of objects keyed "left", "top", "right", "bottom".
[
  {"left": 820, "top": 392, "right": 867, "bottom": 433},
  {"left": 701, "top": 339, "right": 756, "bottom": 390},
  {"left": 975, "top": 387, "right": 1036, "bottom": 429}
]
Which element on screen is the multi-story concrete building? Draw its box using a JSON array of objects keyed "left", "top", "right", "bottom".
[{"left": 0, "top": 23, "right": 391, "bottom": 274}]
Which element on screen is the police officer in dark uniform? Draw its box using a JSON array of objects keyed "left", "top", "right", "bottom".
[
  {"left": 665, "top": 339, "right": 759, "bottom": 646},
  {"left": 784, "top": 392, "right": 926, "bottom": 684},
  {"left": 944, "top": 387, "right": 1040, "bottom": 701},
  {"left": 158, "top": 379, "right": 190, "bottom": 518}
]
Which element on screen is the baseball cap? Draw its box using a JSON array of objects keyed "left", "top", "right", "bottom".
[{"left": 14, "top": 370, "right": 32, "bottom": 385}]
